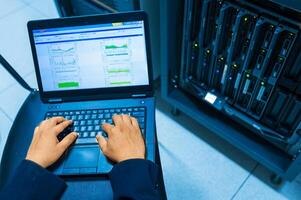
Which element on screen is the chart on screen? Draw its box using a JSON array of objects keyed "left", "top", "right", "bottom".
[{"left": 48, "top": 43, "right": 80, "bottom": 89}]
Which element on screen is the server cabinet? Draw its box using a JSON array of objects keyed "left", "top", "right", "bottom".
[{"left": 161, "top": 0, "right": 301, "bottom": 181}]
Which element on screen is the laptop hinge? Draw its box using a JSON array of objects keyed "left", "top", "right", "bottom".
[
  {"left": 131, "top": 94, "right": 146, "bottom": 98},
  {"left": 48, "top": 98, "right": 63, "bottom": 103}
]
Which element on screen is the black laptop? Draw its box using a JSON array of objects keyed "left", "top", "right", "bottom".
[{"left": 27, "top": 11, "right": 156, "bottom": 175}]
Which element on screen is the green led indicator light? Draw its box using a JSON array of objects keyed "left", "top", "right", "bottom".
[
  {"left": 194, "top": 43, "right": 198, "bottom": 47},
  {"left": 206, "top": 49, "right": 211, "bottom": 54},
  {"left": 261, "top": 82, "right": 265, "bottom": 86},
  {"left": 220, "top": 57, "right": 224, "bottom": 61},
  {"left": 246, "top": 74, "right": 250, "bottom": 78},
  {"left": 243, "top": 17, "right": 248, "bottom": 22}
]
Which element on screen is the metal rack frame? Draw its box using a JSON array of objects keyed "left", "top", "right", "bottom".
[{"left": 160, "top": 0, "right": 301, "bottom": 181}]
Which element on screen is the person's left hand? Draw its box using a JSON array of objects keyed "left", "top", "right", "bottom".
[{"left": 26, "top": 117, "right": 78, "bottom": 168}]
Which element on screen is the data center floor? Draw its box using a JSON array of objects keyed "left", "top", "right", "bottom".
[{"left": 0, "top": 0, "right": 301, "bottom": 199}]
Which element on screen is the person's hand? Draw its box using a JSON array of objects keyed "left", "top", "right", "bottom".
[
  {"left": 26, "top": 117, "right": 78, "bottom": 168},
  {"left": 96, "top": 114, "right": 145, "bottom": 163}
]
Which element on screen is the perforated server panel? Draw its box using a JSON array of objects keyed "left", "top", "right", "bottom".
[
  {"left": 179, "top": 0, "right": 301, "bottom": 156},
  {"left": 161, "top": 0, "right": 301, "bottom": 181}
]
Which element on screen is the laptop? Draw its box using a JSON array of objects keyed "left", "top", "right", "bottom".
[{"left": 27, "top": 11, "right": 156, "bottom": 175}]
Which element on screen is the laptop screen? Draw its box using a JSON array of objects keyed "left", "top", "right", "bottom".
[{"left": 32, "top": 21, "right": 149, "bottom": 92}]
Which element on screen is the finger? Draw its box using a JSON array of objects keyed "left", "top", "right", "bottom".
[
  {"left": 49, "top": 116, "right": 65, "bottom": 125},
  {"left": 112, "top": 114, "right": 123, "bottom": 126},
  {"left": 57, "top": 132, "right": 78, "bottom": 153},
  {"left": 32, "top": 126, "right": 41, "bottom": 141},
  {"left": 102, "top": 123, "right": 114, "bottom": 137},
  {"left": 122, "top": 114, "right": 131, "bottom": 126},
  {"left": 33, "top": 126, "right": 40, "bottom": 138},
  {"left": 130, "top": 117, "right": 139, "bottom": 129},
  {"left": 54, "top": 120, "right": 73, "bottom": 135},
  {"left": 96, "top": 134, "right": 108, "bottom": 154}
]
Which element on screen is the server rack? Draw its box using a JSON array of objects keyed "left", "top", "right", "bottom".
[{"left": 161, "top": 0, "right": 301, "bottom": 181}]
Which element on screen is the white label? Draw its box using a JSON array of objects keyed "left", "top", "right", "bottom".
[{"left": 204, "top": 92, "right": 217, "bottom": 104}]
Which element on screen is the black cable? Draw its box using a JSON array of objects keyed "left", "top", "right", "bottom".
[
  {"left": 0, "top": 54, "right": 34, "bottom": 92},
  {"left": 89, "top": 0, "right": 118, "bottom": 13}
]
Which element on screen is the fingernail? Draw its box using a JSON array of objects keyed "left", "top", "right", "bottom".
[
  {"left": 73, "top": 132, "right": 79, "bottom": 137},
  {"left": 96, "top": 134, "right": 102, "bottom": 139}
]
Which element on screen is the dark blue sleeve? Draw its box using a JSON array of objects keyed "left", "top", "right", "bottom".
[
  {"left": 0, "top": 160, "right": 66, "bottom": 200},
  {"left": 109, "top": 159, "right": 160, "bottom": 200}
]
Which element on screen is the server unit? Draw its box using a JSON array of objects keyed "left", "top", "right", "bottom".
[{"left": 161, "top": 0, "right": 301, "bottom": 181}]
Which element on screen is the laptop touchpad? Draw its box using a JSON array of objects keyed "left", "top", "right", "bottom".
[{"left": 64, "top": 147, "right": 99, "bottom": 168}]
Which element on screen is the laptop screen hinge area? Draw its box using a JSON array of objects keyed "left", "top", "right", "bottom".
[
  {"left": 48, "top": 98, "right": 63, "bottom": 103},
  {"left": 131, "top": 94, "right": 146, "bottom": 98}
]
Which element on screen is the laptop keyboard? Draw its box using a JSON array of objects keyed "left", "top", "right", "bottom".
[{"left": 45, "top": 106, "right": 146, "bottom": 144}]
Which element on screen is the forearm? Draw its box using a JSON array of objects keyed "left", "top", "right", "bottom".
[
  {"left": 0, "top": 160, "right": 66, "bottom": 200},
  {"left": 109, "top": 159, "right": 160, "bottom": 200}
]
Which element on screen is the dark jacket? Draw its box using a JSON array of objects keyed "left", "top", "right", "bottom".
[{"left": 0, "top": 159, "right": 160, "bottom": 200}]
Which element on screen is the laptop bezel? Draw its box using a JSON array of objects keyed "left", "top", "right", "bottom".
[{"left": 27, "top": 11, "right": 153, "bottom": 102}]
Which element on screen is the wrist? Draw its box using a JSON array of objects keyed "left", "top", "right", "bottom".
[
  {"left": 25, "top": 156, "right": 47, "bottom": 168},
  {"left": 117, "top": 155, "right": 145, "bottom": 163}
]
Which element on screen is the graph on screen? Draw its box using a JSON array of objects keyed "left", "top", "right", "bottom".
[
  {"left": 101, "top": 38, "right": 134, "bottom": 86},
  {"left": 48, "top": 43, "right": 80, "bottom": 89},
  {"left": 102, "top": 38, "right": 131, "bottom": 61}
]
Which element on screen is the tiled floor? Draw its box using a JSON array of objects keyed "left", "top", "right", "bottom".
[{"left": 0, "top": 1, "right": 301, "bottom": 199}]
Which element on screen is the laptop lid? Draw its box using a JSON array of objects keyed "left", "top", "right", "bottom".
[{"left": 27, "top": 11, "right": 153, "bottom": 103}]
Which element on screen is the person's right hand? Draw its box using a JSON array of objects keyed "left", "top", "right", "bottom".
[{"left": 96, "top": 114, "right": 145, "bottom": 163}]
